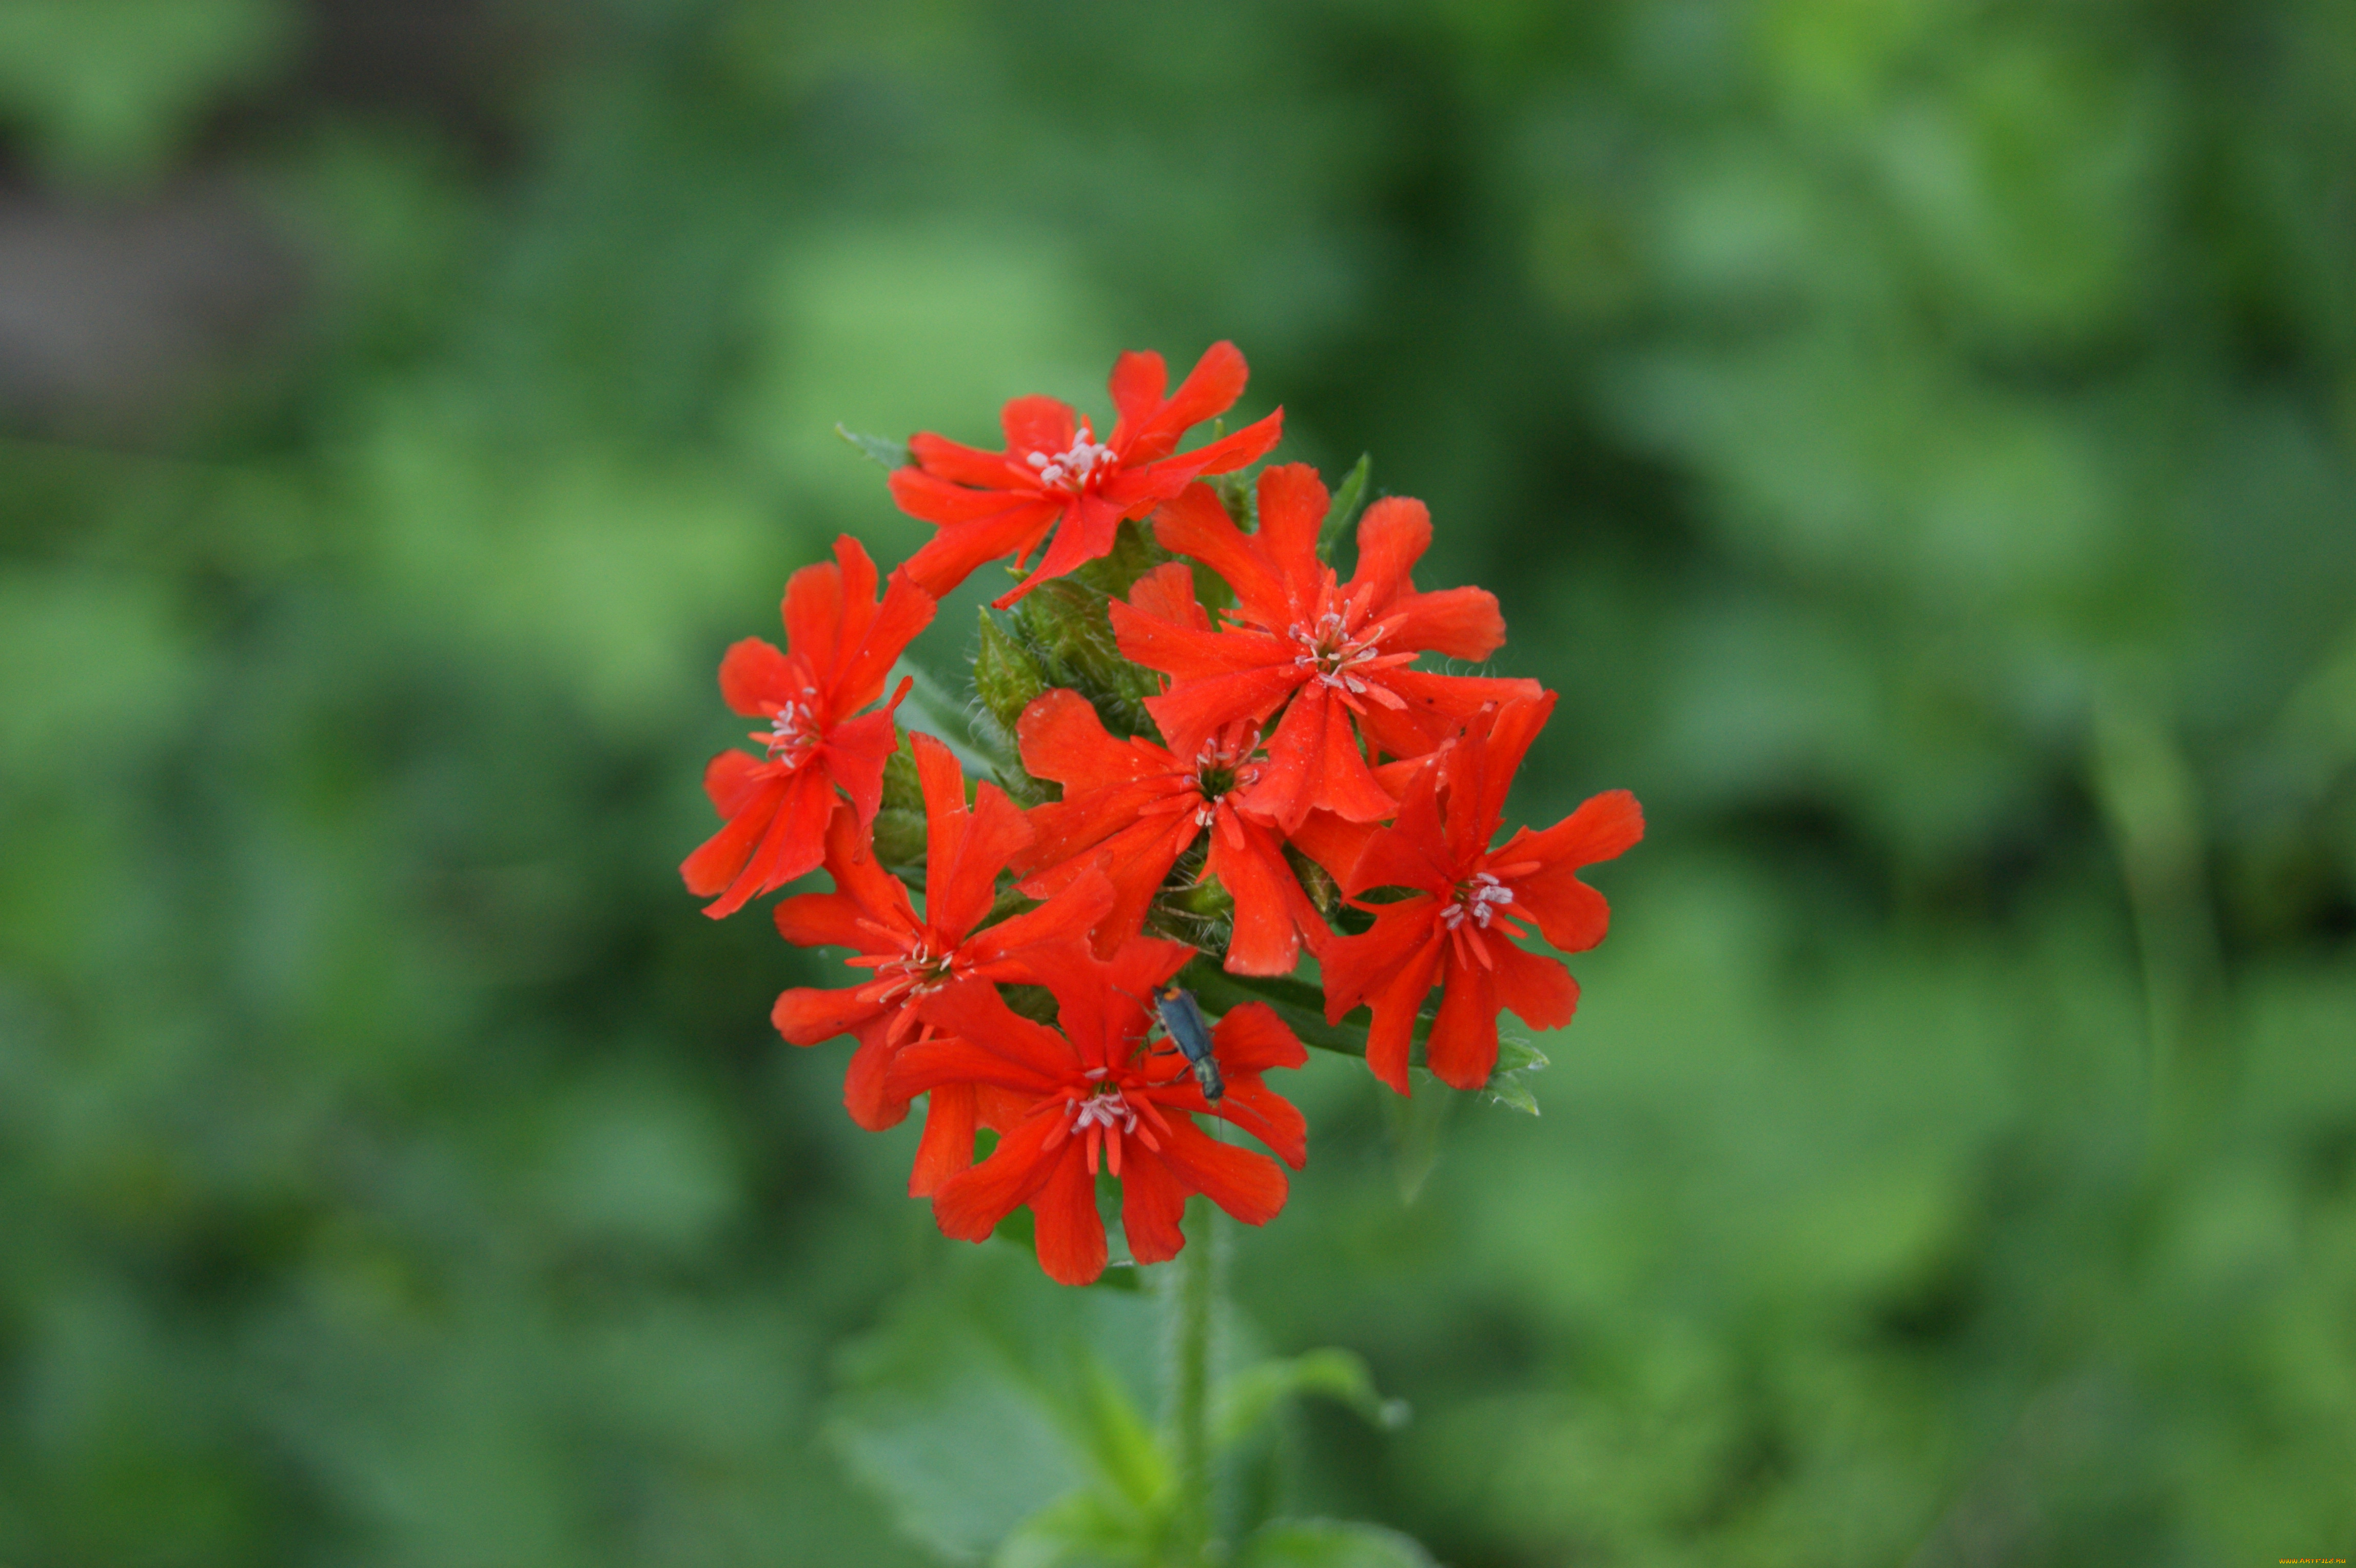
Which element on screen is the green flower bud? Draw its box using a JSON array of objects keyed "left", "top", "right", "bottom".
[
  {"left": 973, "top": 609, "right": 1048, "bottom": 740},
  {"left": 1015, "top": 578, "right": 1161, "bottom": 740},
  {"left": 871, "top": 807, "right": 926, "bottom": 875}
]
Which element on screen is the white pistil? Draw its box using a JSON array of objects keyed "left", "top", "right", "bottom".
[
  {"left": 1026, "top": 422, "right": 1118, "bottom": 493},
  {"left": 1439, "top": 872, "right": 1516, "bottom": 930}
]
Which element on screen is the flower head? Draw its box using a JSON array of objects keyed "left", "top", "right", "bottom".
[
  {"left": 891, "top": 938, "right": 1307, "bottom": 1285},
  {"left": 889, "top": 343, "right": 1282, "bottom": 606},
  {"left": 1318, "top": 694, "right": 1643, "bottom": 1093},
  {"left": 681, "top": 536, "right": 935, "bottom": 918},
  {"left": 1111, "top": 467, "right": 1541, "bottom": 831}
]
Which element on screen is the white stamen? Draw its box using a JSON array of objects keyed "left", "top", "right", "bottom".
[
  {"left": 1440, "top": 873, "right": 1515, "bottom": 930},
  {"left": 1027, "top": 420, "right": 1118, "bottom": 495},
  {"left": 1069, "top": 1087, "right": 1138, "bottom": 1134},
  {"left": 1290, "top": 612, "right": 1382, "bottom": 691}
]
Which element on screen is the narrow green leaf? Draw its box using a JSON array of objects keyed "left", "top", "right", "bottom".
[
  {"left": 1212, "top": 1348, "right": 1410, "bottom": 1452},
  {"left": 1315, "top": 455, "right": 1371, "bottom": 561},
  {"left": 835, "top": 423, "right": 911, "bottom": 469}
]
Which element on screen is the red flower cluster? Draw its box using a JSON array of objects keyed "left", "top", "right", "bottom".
[{"left": 683, "top": 344, "right": 1639, "bottom": 1284}]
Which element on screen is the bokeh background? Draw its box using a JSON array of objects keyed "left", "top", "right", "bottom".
[{"left": 5, "top": 1, "right": 2355, "bottom": 1563}]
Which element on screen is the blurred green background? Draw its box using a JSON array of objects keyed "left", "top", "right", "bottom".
[{"left": 5, "top": 1, "right": 2354, "bottom": 1562}]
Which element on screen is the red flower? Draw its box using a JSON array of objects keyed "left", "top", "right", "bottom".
[
  {"left": 1011, "top": 574, "right": 1325, "bottom": 976},
  {"left": 889, "top": 938, "right": 1307, "bottom": 1286},
  {"left": 889, "top": 343, "right": 1283, "bottom": 606},
  {"left": 1319, "top": 694, "right": 1643, "bottom": 1095},
  {"left": 1110, "top": 467, "right": 1542, "bottom": 832},
  {"left": 682, "top": 537, "right": 936, "bottom": 918},
  {"left": 771, "top": 734, "right": 1113, "bottom": 1191}
]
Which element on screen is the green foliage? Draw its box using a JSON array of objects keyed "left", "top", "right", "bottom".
[{"left": 830, "top": 1248, "right": 1408, "bottom": 1566}]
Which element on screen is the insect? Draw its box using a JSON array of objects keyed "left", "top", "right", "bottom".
[{"left": 1152, "top": 981, "right": 1223, "bottom": 1102}]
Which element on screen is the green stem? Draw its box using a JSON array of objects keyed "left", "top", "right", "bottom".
[{"left": 1169, "top": 1198, "right": 1217, "bottom": 1564}]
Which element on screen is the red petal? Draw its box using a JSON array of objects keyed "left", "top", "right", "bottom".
[
  {"left": 1450, "top": 693, "right": 1556, "bottom": 858},
  {"left": 834, "top": 570, "right": 937, "bottom": 715},
  {"left": 1015, "top": 689, "right": 1162, "bottom": 790},
  {"left": 1509, "top": 870, "right": 1611, "bottom": 954},
  {"left": 819, "top": 708, "right": 900, "bottom": 829},
  {"left": 1140, "top": 661, "right": 1303, "bottom": 764},
  {"left": 909, "top": 1083, "right": 978, "bottom": 1197},
  {"left": 1149, "top": 483, "right": 1286, "bottom": 626},
  {"left": 1426, "top": 953, "right": 1500, "bottom": 1092},
  {"left": 1045, "top": 939, "right": 1188, "bottom": 1071},
  {"left": 1124, "top": 559, "right": 1212, "bottom": 632},
  {"left": 910, "top": 431, "right": 1024, "bottom": 488},
  {"left": 1000, "top": 394, "right": 1075, "bottom": 458},
  {"left": 772, "top": 890, "right": 878, "bottom": 951},
  {"left": 842, "top": 1023, "right": 909, "bottom": 1130},
  {"left": 1106, "top": 349, "right": 1169, "bottom": 450},
  {"left": 1250, "top": 464, "right": 1329, "bottom": 608},
  {"left": 1490, "top": 938, "right": 1578, "bottom": 1031},
  {"left": 771, "top": 982, "right": 883, "bottom": 1048},
  {"left": 914, "top": 981, "right": 1083, "bottom": 1081},
  {"left": 1284, "top": 808, "right": 1381, "bottom": 889},
  {"left": 1357, "top": 669, "right": 1545, "bottom": 760},
  {"left": 821, "top": 793, "right": 917, "bottom": 924},
  {"left": 1111, "top": 597, "right": 1292, "bottom": 684},
  {"left": 717, "top": 637, "right": 797, "bottom": 718},
  {"left": 896, "top": 498, "right": 1061, "bottom": 598},
  {"left": 887, "top": 1031, "right": 1065, "bottom": 1101},
  {"left": 1124, "top": 341, "right": 1247, "bottom": 462},
  {"left": 1028, "top": 819, "right": 1189, "bottom": 959},
  {"left": 1029, "top": 1144, "right": 1108, "bottom": 1285},
  {"left": 707, "top": 766, "right": 834, "bottom": 916},
  {"left": 936, "top": 781, "right": 1033, "bottom": 939},
  {"left": 1155, "top": 1119, "right": 1288, "bottom": 1227},
  {"left": 1205, "top": 826, "right": 1303, "bottom": 976},
  {"left": 1118, "top": 1145, "right": 1189, "bottom": 1265},
  {"left": 1210, "top": 1074, "right": 1308, "bottom": 1170},
  {"left": 1506, "top": 787, "right": 1646, "bottom": 872},
  {"left": 1347, "top": 496, "right": 1429, "bottom": 611},
  {"left": 702, "top": 749, "right": 771, "bottom": 816},
  {"left": 1245, "top": 687, "right": 1393, "bottom": 832},
  {"left": 964, "top": 865, "right": 1119, "bottom": 974},
  {"left": 1209, "top": 1001, "right": 1308, "bottom": 1075},
  {"left": 780, "top": 554, "right": 849, "bottom": 691},
  {"left": 932, "top": 1110, "right": 1065, "bottom": 1243},
  {"left": 1321, "top": 899, "right": 1441, "bottom": 1023},
  {"left": 890, "top": 466, "right": 1046, "bottom": 525},
  {"left": 1386, "top": 585, "right": 1506, "bottom": 663},
  {"left": 681, "top": 791, "right": 774, "bottom": 901},
  {"left": 995, "top": 492, "right": 1130, "bottom": 605},
  {"left": 1151, "top": 407, "right": 1282, "bottom": 483}
]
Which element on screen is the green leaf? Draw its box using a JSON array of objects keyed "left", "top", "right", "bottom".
[
  {"left": 828, "top": 1247, "right": 1171, "bottom": 1563},
  {"left": 836, "top": 423, "right": 911, "bottom": 469},
  {"left": 1235, "top": 1519, "right": 1440, "bottom": 1567},
  {"left": 1212, "top": 1349, "right": 1409, "bottom": 1452},
  {"left": 1315, "top": 455, "right": 1372, "bottom": 561}
]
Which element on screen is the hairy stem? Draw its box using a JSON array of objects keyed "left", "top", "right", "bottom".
[{"left": 1169, "top": 1198, "right": 1218, "bottom": 1564}]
